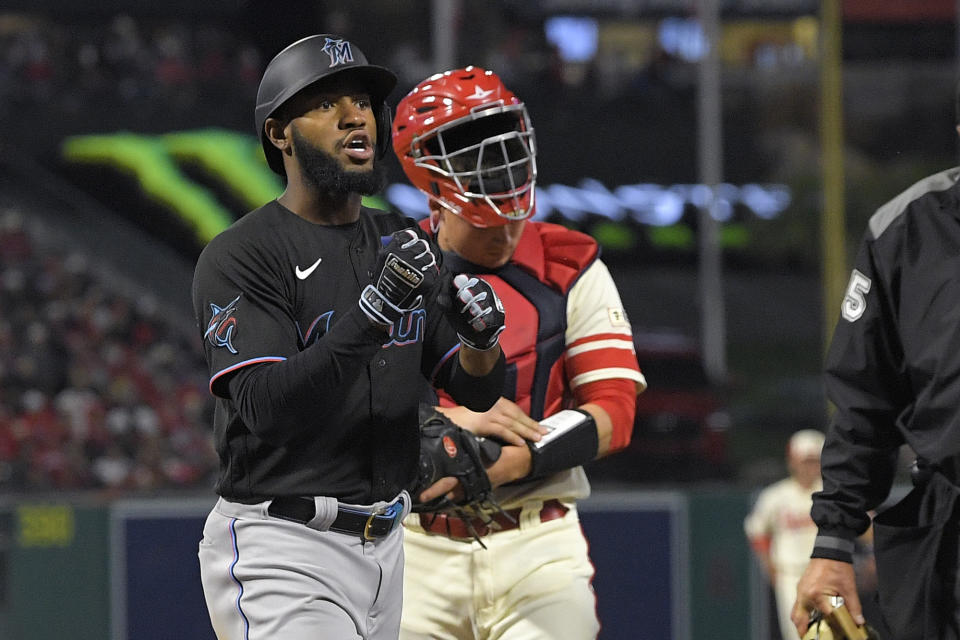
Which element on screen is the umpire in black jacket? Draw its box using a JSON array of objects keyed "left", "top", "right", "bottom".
[{"left": 792, "top": 93, "right": 960, "bottom": 640}]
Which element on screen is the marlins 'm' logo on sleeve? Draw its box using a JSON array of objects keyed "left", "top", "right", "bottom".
[{"left": 205, "top": 295, "right": 240, "bottom": 353}]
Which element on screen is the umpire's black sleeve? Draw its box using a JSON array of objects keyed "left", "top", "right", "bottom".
[{"left": 811, "top": 233, "right": 908, "bottom": 561}]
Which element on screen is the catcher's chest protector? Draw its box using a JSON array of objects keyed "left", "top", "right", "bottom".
[{"left": 443, "top": 222, "right": 598, "bottom": 421}]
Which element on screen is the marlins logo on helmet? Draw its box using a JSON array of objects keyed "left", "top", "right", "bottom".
[{"left": 321, "top": 37, "right": 354, "bottom": 67}]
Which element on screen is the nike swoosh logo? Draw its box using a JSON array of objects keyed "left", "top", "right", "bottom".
[{"left": 295, "top": 257, "right": 322, "bottom": 280}]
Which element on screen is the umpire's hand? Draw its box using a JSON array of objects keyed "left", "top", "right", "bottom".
[
  {"left": 791, "top": 558, "right": 863, "bottom": 637},
  {"left": 446, "top": 274, "right": 506, "bottom": 351}
]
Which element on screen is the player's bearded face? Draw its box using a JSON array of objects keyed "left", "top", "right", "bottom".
[{"left": 291, "top": 126, "right": 385, "bottom": 195}]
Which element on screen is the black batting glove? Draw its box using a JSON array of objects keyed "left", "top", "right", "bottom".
[
  {"left": 359, "top": 228, "right": 439, "bottom": 327},
  {"left": 447, "top": 274, "right": 506, "bottom": 351}
]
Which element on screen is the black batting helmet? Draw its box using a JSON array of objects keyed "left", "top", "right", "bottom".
[{"left": 255, "top": 34, "right": 397, "bottom": 175}]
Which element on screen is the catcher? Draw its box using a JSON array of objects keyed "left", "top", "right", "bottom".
[{"left": 395, "top": 67, "right": 645, "bottom": 639}]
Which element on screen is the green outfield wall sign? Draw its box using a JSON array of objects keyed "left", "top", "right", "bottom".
[{"left": 61, "top": 129, "right": 790, "bottom": 253}]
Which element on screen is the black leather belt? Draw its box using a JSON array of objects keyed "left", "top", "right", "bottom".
[{"left": 267, "top": 496, "right": 404, "bottom": 540}]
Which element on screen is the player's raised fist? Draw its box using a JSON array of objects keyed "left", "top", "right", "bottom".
[
  {"left": 360, "top": 228, "right": 439, "bottom": 327},
  {"left": 447, "top": 274, "right": 506, "bottom": 351}
]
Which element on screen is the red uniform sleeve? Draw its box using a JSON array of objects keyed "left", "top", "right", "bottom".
[{"left": 574, "top": 377, "right": 638, "bottom": 452}]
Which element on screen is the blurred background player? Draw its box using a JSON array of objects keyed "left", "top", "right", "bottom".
[
  {"left": 745, "top": 429, "right": 825, "bottom": 640},
  {"left": 391, "top": 66, "right": 645, "bottom": 639}
]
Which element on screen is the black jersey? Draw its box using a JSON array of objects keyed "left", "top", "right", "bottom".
[
  {"left": 191, "top": 201, "right": 499, "bottom": 503},
  {"left": 812, "top": 167, "right": 960, "bottom": 552}
]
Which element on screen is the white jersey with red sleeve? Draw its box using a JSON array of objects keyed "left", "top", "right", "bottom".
[
  {"left": 564, "top": 258, "right": 647, "bottom": 399},
  {"left": 482, "top": 222, "right": 645, "bottom": 506}
]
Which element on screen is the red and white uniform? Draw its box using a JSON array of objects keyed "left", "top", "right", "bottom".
[
  {"left": 744, "top": 476, "right": 822, "bottom": 640},
  {"left": 401, "top": 221, "right": 644, "bottom": 640}
]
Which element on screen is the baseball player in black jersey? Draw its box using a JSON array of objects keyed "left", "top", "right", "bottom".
[
  {"left": 792, "top": 88, "right": 960, "bottom": 640},
  {"left": 192, "top": 34, "right": 506, "bottom": 640}
]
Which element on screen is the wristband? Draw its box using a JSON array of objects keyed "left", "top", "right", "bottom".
[
  {"left": 526, "top": 409, "right": 599, "bottom": 479},
  {"left": 811, "top": 534, "right": 855, "bottom": 564},
  {"left": 359, "top": 284, "right": 422, "bottom": 328}
]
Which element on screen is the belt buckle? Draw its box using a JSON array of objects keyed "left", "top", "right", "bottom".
[
  {"left": 363, "top": 511, "right": 379, "bottom": 541},
  {"left": 363, "top": 501, "right": 403, "bottom": 541}
]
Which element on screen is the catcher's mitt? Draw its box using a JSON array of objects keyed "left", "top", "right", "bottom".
[{"left": 409, "top": 405, "right": 502, "bottom": 514}]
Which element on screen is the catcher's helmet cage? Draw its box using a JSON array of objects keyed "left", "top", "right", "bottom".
[
  {"left": 392, "top": 66, "right": 537, "bottom": 228},
  {"left": 255, "top": 34, "right": 397, "bottom": 175}
]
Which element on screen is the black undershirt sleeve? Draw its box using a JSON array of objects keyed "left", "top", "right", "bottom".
[
  {"left": 227, "top": 305, "right": 385, "bottom": 445},
  {"left": 436, "top": 349, "right": 505, "bottom": 413}
]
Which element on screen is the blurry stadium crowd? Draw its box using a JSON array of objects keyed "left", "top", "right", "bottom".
[
  {"left": 0, "top": 10, "right": 571, "bottom": 134},
  {"left": 0, "top": 9, "right": 697, "bottom": 186},
  {"left": 0, "top": 208, "right": 217, "bottom": 493},
  {"left": 0, "top": 13, "right": 260, "bottom": 131}
]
